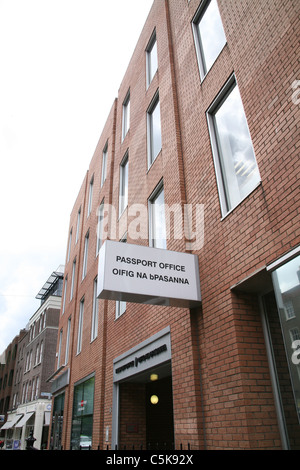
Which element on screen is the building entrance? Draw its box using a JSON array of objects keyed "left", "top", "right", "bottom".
[{"left": 118, "top": 363, "right": 174, "bottom": 449}]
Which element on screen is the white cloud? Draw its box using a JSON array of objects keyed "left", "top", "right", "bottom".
[{"left": 0, "top": 0, "right": 153, "bottom": 353}]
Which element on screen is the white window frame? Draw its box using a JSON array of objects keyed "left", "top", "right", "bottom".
[
  {"left": 65, "top": 316, "right": 71, "bottom": 364},
  {"left": 206, "top": 74, "right": 261, "bottom": 217},
  {"left": 147, "top": 91, "right": 162, "bottom": 168},
  {"left": 62, "top": 276, "right": 68, "bottom": 315},
  {"left": 77, "top": 298, "right": 84, "bottom": 354},
  {"left": 101, "top": 142, "right": 108, "bottom": 187},
  {"left": 116, "top": 234, "right": 127, "bottom": 319},
  {"left": 192, "top": 0, "right": 227, "bottom": 81},
  {"left": 122, "top": 91, "right": 130, "bottom": 141},
  {"left": 82, "top": 231, "right": 89, "bottom": 280},
  {"left": 91, "top": 277, "right": 99, "bottom": 342},
  {"left": 119, "top": 152, "right": 129, "bottom": 217},
  {"left": 75, "top": 207, "right": 81, "bottom": 244},
  {"left": 57, "top": 331, "right": 63, "bottom": 369},
  {"left": 148, "top": 181, "right": 166, "bottom": 249},
  {"left": 146, "top": 30, "right": 158, "bottom": 88},
  {"left": 96, "top": 200, "right": 105, "bottom": 255},
  {"left": 70, "top": 258, "right": 76, "bottom": 300},
  {"left": 87, "top": 175, "right": 94, "bottom": 217}
]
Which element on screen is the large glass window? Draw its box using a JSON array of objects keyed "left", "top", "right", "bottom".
[
  {"left": 91, "top": 277, "right": 98, "bottom": 342},
  {"left": 87, "top": 175, "right": 94, "bottom": 217},
  {"left": 75, "top": 207, "right": 81, "bottom": 244},
  {"left": 71, "top": 376, "right": 94, "bottom": 450},
  {"left": 193, "top": 0, "right": 226, "bottom": 79},
  {"left": 77, "top": 298, "right": 84, "bottom": 354},
  {"left": 70, "top": 258, "right": 76, "bottom": 301},
  {"left": 122, "top": 91, "right": 130, "bottom": 141},
  {"left": 147, "top": 92, "right": 162, "bottom": 167},
  {"left": 101, "top": 143, "right": 108, "bottom": 187},
  {"left": 82, "top": 231, "right": 89, "bottom": 280},
  {"left": 146, "top": 31, "right": 158, "bottom": 87},
  {"left": 207, "top": 76, "right": 260, "bottom": 216},
  {"left": 149, "top": 183, "right": 166, "bottom": 249},
  {"left": 119, "top": 152, "right": 129, "bottom": 216},
  {"left": 272, "top": 256, "right": 300, "bottom": 422},
  {"left": 96, "top": 200, "right": 105, "bottom": 255}
]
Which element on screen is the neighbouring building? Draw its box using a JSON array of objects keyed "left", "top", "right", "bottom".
[
  {"left": 48, "top": 0, "right": 300, "bottom": 450},
  {"left": 0, "top": 267, "right": 63, "bottom": 449}
]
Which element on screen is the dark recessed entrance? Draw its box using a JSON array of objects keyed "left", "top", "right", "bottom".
[
  {"left": 146, "top": 375, "right": 174, "bottom": 449},
  {"left": 118, "top": 362, "right": 174, "bottom": 449}
]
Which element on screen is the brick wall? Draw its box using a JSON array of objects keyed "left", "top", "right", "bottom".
[{"left": 52, "top": 0, "right": 300, "bottom": 450}]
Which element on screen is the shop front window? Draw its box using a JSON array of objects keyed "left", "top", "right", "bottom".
[
  {"left": 272, "top": 256, "right": 300, "bottom": 422},
  {"left": 71, "top": 375, "right": 94, "bottom": 450},
  {"left": 263, "top": 254, "right": 300, "bottom": 449}
]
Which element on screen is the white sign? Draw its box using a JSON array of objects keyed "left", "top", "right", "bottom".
[{"left": 97, "top": 240, "right": 201, "bottom": 307}]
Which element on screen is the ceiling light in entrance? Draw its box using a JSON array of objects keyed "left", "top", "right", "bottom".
[
  {"left": 150, "top": 395, "right": 159, "bottom": 405},
  {"left": 150, "top": 373, "right": 158, "bottom": 381}
]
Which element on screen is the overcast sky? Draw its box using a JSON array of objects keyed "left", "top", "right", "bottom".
[{"left": 0, "top": 0, "right": 153, "bottom": 354}]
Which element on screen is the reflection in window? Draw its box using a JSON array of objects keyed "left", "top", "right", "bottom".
[
  {"left": 207, "top": 77, "right": 260, "bottom": 215},
  {"left": 149, "top": 183, "right": 166, "bottom": 249},
  {"left": 147, "top": 93, "right": 162, "bottom": 167},
  {"left": 122, "top": 92, "right": 130, "bottom": 141},
  {"left": 71, "top": 376, "right": 94, "bottom": 450},
  {"left": 272, "top": 255, "right": 300, "bottom": 422},
  {"left": 119, "top": 153, "right": 129, "bottom": 216},
  {"left": 193, "top": 0, "right": 226, "bottom": 79},
  {"left": 146, "top": 31, "right": 158, "bottom": 87}
]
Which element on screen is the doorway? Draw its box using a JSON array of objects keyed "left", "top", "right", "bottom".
[
  {"left": 118, "top": 362, "right": 174, "bottom": 449},
  {"left": 146, "top": 375, "right": 174, "bottom": 449}
]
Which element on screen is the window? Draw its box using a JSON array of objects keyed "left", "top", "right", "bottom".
[
  {"left": 147, "top": 92, "right": 162, "bottom": 167},
  {"left": 65, "top": 316, "right": 71, "bottom": 364},
  {"left": 116, "top": 234, "right": 127, "bottom": 319},
  {"left": 35, "top": 343, "right": 40, "bottom": 366},
  {"left": 82, "top": 231, "right": 89, "bottom": 280},
  {"left": 96, "top": 201, "right": 105, "bottom": 255},
  {"left": 207, "top": 76, "right": 260, "bottom": 216},
  {"left": 67, "top": 229, "right": 72, "bottom": 263},
  {"left": 62, "top": 277, "right": 68, "bottom": 315},
  {"left": 119, "top": 152, "right": 129, "bottom": 216},
  {"left": 101, "top": 143, "right": 108, "bottom": 187},
  {"left": 75, "top": 207, "right": 81, "bottom": 244},
  {"left": 57, "top": 331, "right": 63, "bottom": 369},
  {"left": 39, "top": 340, "right": 43, "bottom": 364},
  {"left": 122, "top": 91, "right": 130, "bottom": 141},
  {"left": 70, "top": 258, "right": 76, "bottom": 300},
  {"left": 149, "top": 182, "right": 167, "bottom": 249},
  {"left": 91, "top": 278, "right": 99, "bottom": 341},
  {"left": 193, "top": 0, "right": 226, "bottom": 80},
  {"left": 146, "top": 31, "right": 158, "bottom": 87},
  {"left": 87, "top": 175, "right": 94, "bottom": 217},
  {"left": 77, "top": 298, "right": 84, "bottom": 354},
  {"left": 71, "top": 375, "right": 95, "bottom": 450}
]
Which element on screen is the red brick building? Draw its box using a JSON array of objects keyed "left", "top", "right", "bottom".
[{"left": 49, "top": 0, "right": 300, "bottom": 450}]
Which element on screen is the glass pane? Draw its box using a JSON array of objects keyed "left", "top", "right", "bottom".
[
  {"left": 272, "top": 256, "right": 300, "bottom": 425},
  {"left": 150, "top": 100, "right": 162, "bottom": 163},
  {"left": 214, "top": 85, "right": 260, "bottom": 210},
  {"left": 148, "top": 39, "right": 158, "bottom": 84},
  {"left": 120, "top": 158, "right": 128, "bottom": 214},
  {"left": 71, "top": 377, "right": 94, "bottom": 450},
  {"left": 197, "top": 0, "right": 226, "bottom": 74},
  {"left": 152, "top": 188, "right": 166, "bottom": 249}
]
